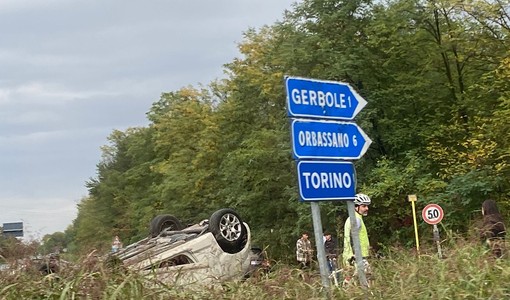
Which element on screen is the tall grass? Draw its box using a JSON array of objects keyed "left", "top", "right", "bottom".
[
  {"left": 369, "top": 240, "right": 510, "bottom": 299},
  {"left": 0, "top": 239, "right": 508, "bottom": 299}
]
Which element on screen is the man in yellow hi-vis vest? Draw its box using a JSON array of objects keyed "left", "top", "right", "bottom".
[{"left": 342, "top": 193, "right": 372, "bottom": 286}]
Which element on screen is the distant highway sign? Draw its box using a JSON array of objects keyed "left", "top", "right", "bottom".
[{"left": 2, "top": 222, "right": 23, "bottom": 237}]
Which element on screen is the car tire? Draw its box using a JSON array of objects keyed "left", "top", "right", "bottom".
[
  {"left": 150, "top": 214, "right": 183, "bottom": 237},
  {"left": 209, "top": 208, "right": 247, "bottom": 253}
]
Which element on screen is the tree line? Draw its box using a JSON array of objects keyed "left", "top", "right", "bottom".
[{"left": 41, "top": 0, "right": 509, "bottom": 260}]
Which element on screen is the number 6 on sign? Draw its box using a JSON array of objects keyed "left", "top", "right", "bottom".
[{"left": 422, "top": 204, "right": 444, "bottom": 225}]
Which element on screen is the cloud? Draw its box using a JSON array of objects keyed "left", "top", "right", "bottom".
[
  {"left": 0, "top": 0, "right": 296, "bottom": 241},
  {"left": 0, "top": 110, "right": 62, "bottom": 125},
  {"left": 0, "top": 128, "right": 67, "bottom": 143},
  {"left": 0, "top": 0, "right": 69, "bottom": 13},
  {"left": 0, "top": 126, "right": 114, "bottom": 150},
  {"left": 2, "top": 81, "right": 125, "bottom": 104}
]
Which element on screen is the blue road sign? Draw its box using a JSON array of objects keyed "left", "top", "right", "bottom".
[
  {"left": 297, "top": 161, "right": 356, "bottom": 201},
  {"left": 291, "top": 119, "right": 372, "bottom": 160},
  {"left": 2, "top": 222, "right": 23, "bottom": 237},
  {"left": 286, "top": 76, "right": 367, "bottom": 120}
]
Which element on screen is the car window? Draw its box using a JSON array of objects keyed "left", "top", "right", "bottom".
[{"left": 143, "top": 254, "right": 194, "bottom": 270}]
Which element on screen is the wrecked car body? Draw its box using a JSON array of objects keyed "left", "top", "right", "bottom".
[{"left": 111, "top": 208, "right": 256, "bottom": 285}]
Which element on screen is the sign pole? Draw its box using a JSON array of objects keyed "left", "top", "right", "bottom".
[
  {"left": 422, "top": 203, "right": 444, "bottom": 259},
  {"left": 310, "top": 202, "right": 331, "bottom": 291},
  {"left": 347, "top": 201, "right": 368, "bottom": 288},
  {"left": 433, "top": 224, "right": 443, "bottom": 258},
  {"left": 407, "top": 195, "right": 420, "bottom": 254},
  {"left": 285, "top": 76, "right": 372, "bottom": 293}
]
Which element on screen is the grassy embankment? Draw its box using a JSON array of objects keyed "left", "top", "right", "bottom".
[{"left": 1, "top": 239, "right": 509, "bottom": 299}]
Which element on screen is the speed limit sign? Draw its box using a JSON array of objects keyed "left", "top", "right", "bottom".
[{"left": 422, "top": 203, "right": 444, "bottom": 225}]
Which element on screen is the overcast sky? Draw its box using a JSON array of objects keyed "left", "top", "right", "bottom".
[{"left": 0, "top": 0, "right": 296, "bottom": 240}]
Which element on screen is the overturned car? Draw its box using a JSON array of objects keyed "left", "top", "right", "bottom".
[{"left": 111, "top": 208, "right": 258, "bottom": 285}]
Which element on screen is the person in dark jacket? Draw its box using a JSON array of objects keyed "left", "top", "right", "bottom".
[
  {"left": 323, "top": 232, "right": 337, "bottom": 272},
  {"left": 480, "top": 199, "right": 506, "bottom": 258},
  {"left": 324, "top": 232, "right": 337, "bottom": 257}
]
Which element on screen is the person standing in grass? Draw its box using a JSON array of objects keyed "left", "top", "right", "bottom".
[
  {"left": 324, "top": 231, "right": 341, "bottom": 284},
  {"left": 480, "top": 199, "right": 506, "bottom": 258},
  {"left": 111, "top": 235, "right": 123, "bottom": 253},
  {"left": 342, "top": 193, "right": 372, "bottom": 285},
  {"left": 323, "top": 232, "right": 337, "bottom": 272},
  {"left": 296, "top": 232, "right": 313, "bottom": 269}
]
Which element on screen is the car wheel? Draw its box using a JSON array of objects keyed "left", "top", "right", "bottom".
[
  {"left": 150, "top": 214, "right": 183, "bottom": 237},
  {"left": 209, "top": 208, "right": 247, "bottom": 253}
]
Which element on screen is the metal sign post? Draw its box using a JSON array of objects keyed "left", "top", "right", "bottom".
[
  {"left": 432, "top": 224, "right": 443, "bottom": 258},
  {"left": 285, "top": 75, "right": 371, "bottom": 291},
  {"left": 311, "top": 202, "right": 330, "bottom": 289},
  {"left": 422, "top": 203, "right": 444, "bottom": 258}
]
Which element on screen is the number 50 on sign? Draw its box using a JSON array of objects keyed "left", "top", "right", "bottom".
[{"left": 422, "top": 203, "right": 444, "bottom": 225}]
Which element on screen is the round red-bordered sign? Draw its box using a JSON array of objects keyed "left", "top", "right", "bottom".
[{"left": 422, "top": 203, "right": 444, "bottom": 225}]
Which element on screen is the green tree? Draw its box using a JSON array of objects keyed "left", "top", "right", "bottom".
[
  {"left": 39, "top": 232, "right": 68, "bottom": 254},
  {"left": 67, "top": 0, "right": 510, "bottom": 258}
]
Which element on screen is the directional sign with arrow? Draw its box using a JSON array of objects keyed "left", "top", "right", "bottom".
[
  {"left": 291, "top": 119, "right": 372, "bottom": 160},
  {"left": 285, "top": 75, "right": 370, "bottom": 289},
  {"left": 286, "top": 76, "right": 367, "bottom": 120}
]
